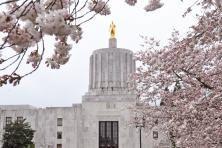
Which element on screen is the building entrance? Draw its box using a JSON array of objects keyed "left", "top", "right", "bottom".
[{"left": 99, "top": 121, "right": 118, "bottom": 148}]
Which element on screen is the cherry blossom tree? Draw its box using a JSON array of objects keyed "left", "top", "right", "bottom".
[
  {"left": 0, "top": 0, "right": 112, "bottom": 86},
  {"left": 133, "top": 0, "right": 222, "bottom": 147},
  {"left": 0, "top": 0, "right": 163, "bottom": 87}
]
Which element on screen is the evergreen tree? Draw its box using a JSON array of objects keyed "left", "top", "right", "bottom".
[{"left": 2, "top": 119, "right": 35, "bottom": 148}]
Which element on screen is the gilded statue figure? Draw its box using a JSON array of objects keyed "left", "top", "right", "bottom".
[{"left": 109, "top": 21, "right": 116, "bottom": 38}]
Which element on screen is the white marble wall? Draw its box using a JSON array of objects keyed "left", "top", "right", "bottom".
[
  {"left": 0, "top": 105, "right": 82, "bottom": 148},
  {"left": 0, "top": 106, "right": 38, "bottom": 148},
  {"left": 0, "top": 103, "right": 170, "bottom": 148},
  {"left": 82, "top": 94, "right": 137, "bottom": 148}
]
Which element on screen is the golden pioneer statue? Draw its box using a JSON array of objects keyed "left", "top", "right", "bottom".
[{"left": 109, "top": 21, "right": 116, "bottom": 38}]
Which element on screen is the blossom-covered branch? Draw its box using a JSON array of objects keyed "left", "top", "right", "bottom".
[
  {"left": 133, "top": 1, "right": 222, "bottom": 147},
  {"left": 0, "top": 0, "right": 165, "bottom": 86},
  {"left": 0, "top": 0, "right": 112, "bottom": 86}
]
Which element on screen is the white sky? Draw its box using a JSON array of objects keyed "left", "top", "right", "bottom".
[{"left": 0, "top": 0, "right": 197, "bottom": 107}]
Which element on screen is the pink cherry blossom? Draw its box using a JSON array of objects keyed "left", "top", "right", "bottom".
[
  {"left": 144, "top": 0, "right": 163, "bottom": 12},
  {"left": 134, "top": 2, "right": 222, "bottom": 146},
  {"left": 125, "top": 0, "right": 137, "bottom": 6},
  {"left": 88, "top": 0, "right": 111, "bottom": 15},
  {"left": 0, "top": 0, "right": 111, "bottom": 86}
]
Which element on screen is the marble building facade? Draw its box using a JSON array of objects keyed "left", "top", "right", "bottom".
[{"left": 0, "top": 37, "right": 170, "bottom": 148}]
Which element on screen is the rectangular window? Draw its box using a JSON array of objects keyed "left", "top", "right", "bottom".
[
  {"left": 99, "top": 121, "right": 118, "bottom": 148},
  {"left": 57, "top": 132, "right": 62, "bottom": 139},
  {"left": 57, "top": 118, "right": 63, "bottom": 126},
  {"left": 57, "top": 144, "right": 62, "bottom": 148},
  {"left": 153, "top": 131, "right": 158, "bottom": 139},
  {"left": 17, "top": 117, "right": 23, "bottom": 123},
  {"left": 6, "top": 117, "right": 12, "bottom": 125},
  {"left": 106, "top": 103, "right": 116, "bottom": 109}
]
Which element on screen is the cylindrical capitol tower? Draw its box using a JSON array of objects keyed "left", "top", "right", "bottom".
[{"left": 87, "top": 22, "right": 136, "bottom": 95}]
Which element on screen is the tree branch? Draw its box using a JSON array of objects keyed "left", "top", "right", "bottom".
[
  {"left": 181, "top": 68, "right": 214, "bottom": 89},
  {"left": 78, "top": 0, "right": 110, "bottom": 26}
]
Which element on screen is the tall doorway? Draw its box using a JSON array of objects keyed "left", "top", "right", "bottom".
[{"left": 99, "top": 121, "right": 118, "bottom": 148}]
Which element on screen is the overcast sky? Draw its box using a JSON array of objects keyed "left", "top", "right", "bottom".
[{"left": 0, "top": 0, "right": 197, "bottom": 107}]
